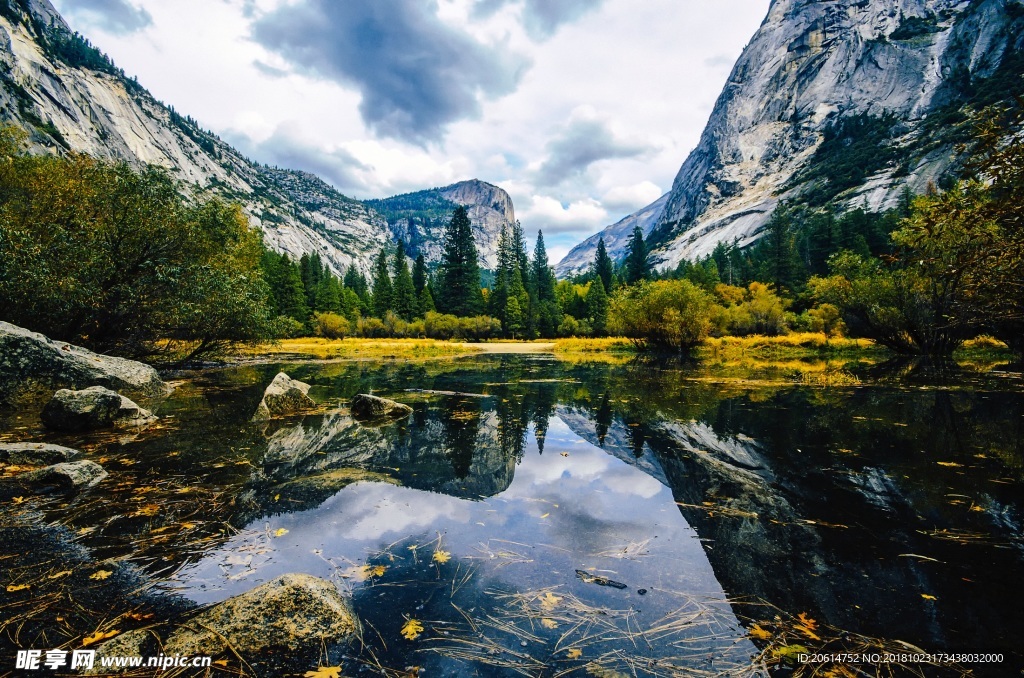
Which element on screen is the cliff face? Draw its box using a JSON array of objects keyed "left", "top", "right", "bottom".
[
  {"left": 562, "top": 0, "right": 1024, "bottom": 273},
  {"left": 370, "top": 179, "right": 516, "bottom": 269}
]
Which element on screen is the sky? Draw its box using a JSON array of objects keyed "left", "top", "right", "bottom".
[{"left": 50, "top": 0, "right": 770, "bottom": 263}]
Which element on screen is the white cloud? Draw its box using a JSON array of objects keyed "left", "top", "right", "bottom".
[
  {"left": 520, "top": 195, "right": 608, "bottom": 235},
  {"left": 602, "top": 181, "right": 663, "bottom": 212}
]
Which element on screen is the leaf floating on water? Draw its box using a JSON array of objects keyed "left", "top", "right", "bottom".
[
  {"left": 131, "top": 504, "right": 160, "bottom": 517},
  {"left": 539, "top": 591, "right": 562, "bottom": 610},
  {"left": 401, "top": 618, "right": 424, "bottom": 640},
  {"left": 540, "top": 618, "right": 558, "bottom": 629},
  {"left": 303, "top": 667, "right": 342, "bottom": 678},
  {"left": 936, "top": 461, "right": 963, "bottom": 468},
  {"left": 585, "top": 663, "right": 629, "bottom": 678},
  {"left": 795, "top": 613, "right": 820, "bottom": 640},
  {"left": 213, "top": 660, "right": 229, "bottom": 667},
  {"left": 273, "top": 528, "right": 289, "bottom": 537},
  {"left": 89, "top": 570, "right": 112, "bottom": 581},
  {"left": 432, "top": 550, "right": 451, "bottom": 564},
  {"left": 369, "top": 565, "right": 386, "bottom": 577},
  {"left": 921, "top": 593, "right": 937, "bottom": 600},
  {"left": 82, "top": 630, "right": 119, "bottom": 647},
  {"left": 566, "top": 648, "right": 582, "bottom": 659},
  {"left": 540, "top": 513, "right": 550, "bottom": 519},
  {"left": 775, "top": 644, "right": 808, "bottom": 660},
  {"left": 11, "top": 496, "right": 25, "bottom": 504},
  {"left": 749, "top": 623, "right": 772, "bottom": 640},
  {"left": 47, "top": 570, "right": 73, "bottom": 580},
  {"left": 6, "top": 583, "right": 30, "bottom": 592}
]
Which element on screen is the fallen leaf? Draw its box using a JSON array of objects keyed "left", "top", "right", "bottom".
[
  {"left": 796, "top": 613, "right": 817, "bottom": 631},
  {"left": 401, "top": 618, "right": 424, "bottom": 641},
  {"left": 566, "top": 648, "right": 582, "bottom": 659},
  {"left": 775, "top": 644, "right": 808, "bottom": 660},
  {"left": 213, "top": 660, "right": 229, "bottom": 667},
  {"left": 432, "top": 550, "right": 451, "bottom": 564},
  {"left": 82, "top": 629, "right": 119, "bottom": 647},
  {"left": 540, "top": 618, "right": 558, "bottom": 629},
  {"left": 936, "top": 461, "right": 963, "bottom": 468},
  {"left": 369, "top": 565, "right": 386, "bottom": 577},
  {"left": 921, "top": 593, "right": 937, "bottom": 600},
  {"left": 6, "top": 583, "right": 30, "bottom": 592},
  {"left": 540, "top": 591, "right": 562, "bottom": 610},
  {"left": 131, "top": 504, "right": 160, "bottom": 517},
  {"left": 749, "top": 624, "right": 772, "bottom": 640},
  {"left": 303, "top": 667, "right": 342, "bottom": 678},
  {"left": 540, "top": 513, "right": 550, "bottom": 519},
  {"left": 90, "top": 570, "right": 113, "bottom": 581},
  {"left": 47, "top": 570, "right": 73, "bottom": 580},
  {"left": 274, "top": 494, "right": 280, "bottom": 501},
  {"left": 273, "top": 528, "right": 289, "bottom": 537},
  {"left": 11, "top": 496, "right": 25, "bottom": 504}
]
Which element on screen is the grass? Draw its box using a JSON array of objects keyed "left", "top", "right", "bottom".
[
  {"left": 552, "top": 337, "right": 635, "bottom": 353},
  {"left": 230, "top": 338, "right": 484, "bottom": 361},
  {"left": 697, "top": 333, "right": 882, "bottom": 361}
]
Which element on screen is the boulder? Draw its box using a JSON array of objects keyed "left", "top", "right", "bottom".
[
  {"left": 0, "top": 321, "right": 168, "bottom": 401},
  {"left": 18, "top": 460, "right": 107, "bottom": 493},
  {"left": 252, "top": 373, "right": 315, "bottom": 421},
  {"left": 164, "top": 574, "right": 359, "bottom": 656},
  {"left": 0, "top": 442, "right": 79, "bottom": 465},
  {"left": 85, "top": 630, "right": 158, "bottom": 676},
  {"left": 350, "top": 393, "right": 413, "bottom": 422},
  {"left": 40, "top": 386, "right": 156, "bottom": 431}
]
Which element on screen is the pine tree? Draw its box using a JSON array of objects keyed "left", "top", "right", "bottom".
[
  {"left": 418, "top": 286, "right": 436, "bottom": 315},
  {"left": 392, "top": 239, "right": 417, "bottom": 320},
  {"left": 530, "top": 230, "right": 559, "bottom": 338},
  {"left": 299, "top": 252, "right": 325, "bottom": 311},
  {"left": 624, "top": 225, "right": 650, "bottom": 285},
  {"left": 275, "top": 254, "right": 309, "bottom": 322},
  {"left": 437, "top": 206, "right": 483, "bottom": 316},
  {"left": 371, "top": 246, "right": 393, "bottom": 318},
  {"left": 412, "top": 253, "right": 428, "bottom": 294},
  {"left": 314, "top": 275, "right": 342, "bottom": 314},
  {"left": 490, "top": 225, "right": 512, "bottom": 326},
  {"left": 593, "top": 236, "right": 614, "bottom": 293},
  {"left": 585, "top": 279, "right": 608, "bottom": 335}
]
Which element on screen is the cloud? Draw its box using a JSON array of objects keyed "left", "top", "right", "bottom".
[
  {"left": 226, "top": 123, "right": 371, "bottom": 195},
  {"left": 250, "top": 0, "right": 528, "bottom": 144},
  {"left": 473, "top": 0, "right": 605, "bottom": 41},
  {"left": 57, "top": 0, "right": 151, "bottom": 34},
  {"left": 601, "top": 181, "right": 663, "bottom": 211},
  {"left": 521, "top": 195, "right": 608, "bottom": 235},
  {"left": 534, "top": 109, "right": 655, "bottom": 187}
]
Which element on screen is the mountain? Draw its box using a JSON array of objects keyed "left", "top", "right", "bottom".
[
  {"left": 0, "top": 0, "right": 519, "bottom": 276},
  {"left": 554, "top": 193, "right": 668, "bottom": 278},
  {"left": 562, "top": 0, "right": 1024, "bottom": 273},
  {"left": 367, "top": 180, "right": 516, "bottom": 269}
]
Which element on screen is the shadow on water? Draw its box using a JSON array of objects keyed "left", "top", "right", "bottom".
[{"left": 1, "top": 354, "right": 1022, "bottom": 675}]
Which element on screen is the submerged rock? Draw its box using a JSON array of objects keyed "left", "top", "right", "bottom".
[
  {"left": 0, "top": 321, "right": 168, "bottom": 402},
  {"left": 0, "top": 442, "right": 79, "bottom": 465},
  {"left": 41, "top": 386, "right": 156, "bottom": 431},
  {"left": 252, "top": 372, "right": 315, "bottom": 421},
  {"left": 164, "top": 573, "right": 359, "bottom": 656},
  {"left": 17, "top": 460, "right": 108, "bottom": 493},
  {"left": 86, "top": 630, "right": 158, "bottom": 675},
  {"left": 350, "top": 393, "right": 413, "bottom": 422}
]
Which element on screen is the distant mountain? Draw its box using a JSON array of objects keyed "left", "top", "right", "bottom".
[
  {"left": 554, "top": 193, "right": 668, "bottom": 278},
  {"left": 367, "top": 180, "right": 516, "bottom": 269},
  {"left": 0, "top": 0, "right": 520, "bottom": 276},
  {"left": 566, "top": 0, "right": 1024, "bottom": 273}
]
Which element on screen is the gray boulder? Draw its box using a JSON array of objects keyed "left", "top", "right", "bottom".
[
  {"left": 40, "top": 386, "right": 156, "bottom": 431},
  {"left": 0, "top": 443, "right": 79, "bottom": 465},
  {"left": 252, "top": 373, "right": 315, "bottom": 421},
  {"left": 18, "top": 460, "right": 107, "bottom": 493},
  {"left": 0, "top": 321, "right": 168, "bottom": 401},
  {"left": 85, "top": 630, "right": 158, "bottom": 675},
  {"left": 164, "top": 573, "right": 359, "bottom": 656},
  {"left": 350, "top": 393, "right": 413, "bottom": 422}
]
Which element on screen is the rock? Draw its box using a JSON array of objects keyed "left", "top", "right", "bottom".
[
  {"left": 0, "top": 322, "right": 168, "bottom": 402},
  {"left": 252, "top": 373, "right": 316, "bottom": 421},
  {"left": 350, "top": 394, "right": 413, "bottom": 422},
  {"left": 164, "top": 574, "right": 359, "bottom": 656},
  {"left": 18, "top": 460, "right": 107, "bottom": 493},
  {"left": 0, "top": 442, "right": 79, "bottom": 465},
  {"left": 85, "top": 630, "right": 158, "bottom": 675},
  {"left": 40, "top": 386, "right": 156, "bottom": 431}
]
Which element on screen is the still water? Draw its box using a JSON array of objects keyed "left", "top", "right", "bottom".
[{"left": 2, "top": 354, "right": 1022, "bottom": 675}]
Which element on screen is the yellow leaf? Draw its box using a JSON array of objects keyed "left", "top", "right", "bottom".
[
  {"left": 540, "top": 618, "right": 558, "bottom": 629},
  {"left": 369, "top": 565, "right": 386, "bottom": 577},
  {"left": 796, "top": 613, "right": 818, "bottom": 630},
  {"left": 82, "top": 629, "right": 119, "bottom": 647},
  {"left": 749, "top": 624, "right": 772, "bottom": 640},
  {"left": 540, "top": 591, "right": 562, "bottom": 610},
  {"left": 89, "top": 570, "right": 113, "bottom": 581},
  {"left": 432, "top": 550, "right": 451, "bottom": 564},
  {"left": 47, "top": 570, "right": 73, "bottom": 580},
  {"left": 921, "top": 593, "right": 937, "bottom": 600},
  {"left": 936, "top": 461, "right": 963, "bottom": 468},
  {"left": 303, "top": 667, "right": 342, "bottom": 678},
  {"left": 540, "top": 513, "right": 550, "bottom": 519},
  {"left": 401, "top": 618, "right": 424, "bottom": 641},
  {"left": 566, "top": 648, "right": 582, "bottom": 659},
  {"left": 11, "top": 496, "right": 25, "bottom": 504},
  {"left": 6, "top": 583, "right": 30, "bottom": 592},
  {"left": 273, "top": 528, "right": 289, "bottom": 537},
  {"left": 213, "top": 660, "right": 230, "bottom": 667},
  {"left": 274, "top": 494, "right": 280, "bottom": 501},
  {"left": 180, "top": 522, "right": 196, "bottom": 530},
  {"left": 131, "top": 504, "right": 160, "bottom": 517}
]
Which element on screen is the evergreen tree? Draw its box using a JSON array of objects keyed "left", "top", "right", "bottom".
[
  {"left": 437, "top": 206, "right": 483, "bottom": 316},
  {"left": 531, "top": 230, "right": 559, "bottom": 338},
  {"left": 391, "top": 239, "right": 417, "bottom": 320},
  {"left": 314, "top": 275, "right": 342, "bottom": 314},
  {"left": 412, "top": 253, "right": 428, "bottom": 294},
  {"left": 418, "top": 286, "right": 436, "bottom": 315},
  {"left": 371, "top": 246, "right": 393, "bottom": 318},
  {"left": 593, "top": 236, "right": 614, "bottom": 293},
  {"left": 343, "top": 264, "right": 367, "bottom": 296},
  {"left": 299, "top": 252, "right": 325, "bottom": 311},
  {"left": 270, "top": 253, "right": 308, "bottom": 322},
  {"left": 585, "top": 279, "right": 608, "bottom": 335},
  {"left": 490, "top": 225, "right": 512, "bottom": 324},
  {"left": 760, "top": 207, "right": 801, "bottom": 292},
  {"left": 624, "top": 225, "right": 650, "bottom": 285}
]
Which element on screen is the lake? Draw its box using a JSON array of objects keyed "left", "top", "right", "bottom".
[{"left": 1, "top": 353, "right": 1022, "bottom": 676}]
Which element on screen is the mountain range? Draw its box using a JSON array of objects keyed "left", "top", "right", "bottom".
[{"left": 2, "top": 0, "right": 1022, "bottom": 280}]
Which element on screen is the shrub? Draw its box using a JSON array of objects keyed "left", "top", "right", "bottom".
[
  {"left": 608, "top": 280, "right": 715, "bottom": 353},
  {"left": 312, "top": 312, "right": 350, "bottom": 339}
]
